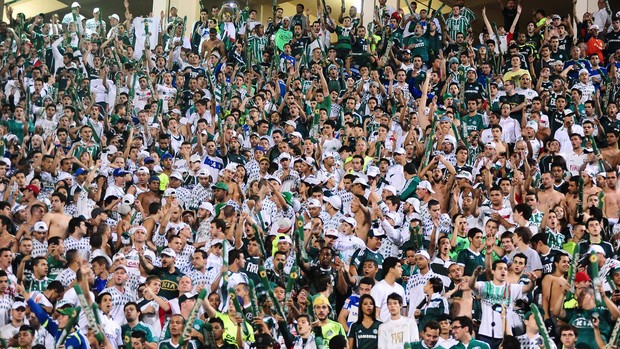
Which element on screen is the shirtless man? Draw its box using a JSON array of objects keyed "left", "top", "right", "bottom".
[
  {"left": 0, "top": 215, "right": 17, "bottom": 252},
  {"left": 581, "top": 170, "right": 602, "bottom": 199},
  {"left": 201, "top": 28, "right": 225, "bottom": 59},
  {"left": 602, "top": 131, "right": 620, "bottom": 169},
  {"left": 443, "top": 263, "right": 472, "bottom": 318},
  {"left": 128, "top": 166, "right": 151, "bottom": 197},
  {"left": 420, "top": 155, "right": 456, "bottom": 213},
  {"left": 137, "top": 176, "right": 162, "bottom": 216},
  {"left": 505, "top": 253, "right": 527, "bottom": 284},
  {"left": 16, "top": 204, "right": 45, "bottom": 241},
  {"left": 42, "top": 191, "right": 72, "bottom": 239},
  {"left": 540, "top": 253, "right": 570, "bottom": 320},
  {"left": 565, "top": 176, "right": 581, "bottom": 225},
  {"left": 538, "top": 172, "right": 565, "bottom": 208},
  {"left": 20, "top": 184, "right": 45, "bottom": 209},
  {"left": 604, "top": 170, "right": 620, "bottom": 226}
]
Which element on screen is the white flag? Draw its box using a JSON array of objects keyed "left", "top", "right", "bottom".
[{"left": 133, "top": 16, "right": 161, "bottom": 59}]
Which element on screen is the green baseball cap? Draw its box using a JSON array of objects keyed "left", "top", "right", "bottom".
[
  {"left": 211, "top": 182, "right": 229, "bottom": 192},
  {"left": 57, "top": 306, "right": 81, "bottom": 317},
  {"left": 281, "top": 192, "right": 293, "bottom": 206}
]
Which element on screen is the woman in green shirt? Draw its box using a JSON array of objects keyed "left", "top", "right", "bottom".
[{"left": 347, "top": 294, "right": 381, "bottom": 349}]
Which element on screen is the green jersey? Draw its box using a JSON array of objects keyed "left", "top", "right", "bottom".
[
  {"left": 247, "top": 34, "right": 268, "bottom": 64},
  {"left": 318, "top": 320, "right": 346, "bottom": 346},
  {"left": 452, "top": 339, "right": 490, "bottom": 349},
  {"left": 335, "top": 26, "right": 353, "bottom": 51},
  {"left": 457, "top": 248, "right": 485, "bottom": 276},
  {"left": 462, "top": 114, "right": 484, "bottom": 134},
  {"left": 152, "top": 267, "right": 185, "bottom": 300},
  {"left": 157, "top": 338, "right": 198, "bottom": 349},
  {"left": 24, "top": 276, "right": 48, "bottom": 293},
  {"left": 7, "top": 120, "right": 25, "bottom": 143},
  {"left": 406, "top": 341, "right": 447, "bottom": 349},
  {"left": 47, "top": 256, "right": 65, "bottom": 281},
  {"left": 449, "top": 234, "right": 470, "bottom": 260},
  {"left": 347, "top": 321, "right": 380, "bottom": 349},
  {"left": 407, "top": 35, "right": 429, "bottom": 63},
  {"left": 122, "top": 322, "right": 156, "bottom": 349},
  {"left": 562, "top": 307, "right": 613, "bottom": 347},
  {"left": 546, "top": 228, "right": 565, "bottom": 250}
]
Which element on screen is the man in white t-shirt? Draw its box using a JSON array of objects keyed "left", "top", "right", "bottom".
[
  {"left": 377, "top": 292, "right": 419, "bottom": 349},
  {"left": 468, "top": 260, "right": 535, "bottom": 349},
  {"left": 371, "top": 256, "right": 406, "bottom": 322}
]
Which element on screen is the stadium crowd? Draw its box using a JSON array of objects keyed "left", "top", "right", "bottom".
[{"left": 0, "top": 0, "right": 617, "bottom": 348}]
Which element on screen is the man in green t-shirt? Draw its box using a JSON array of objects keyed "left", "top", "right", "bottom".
[
  {"left": 405, "top": 321, "right": 443, "bottom": 349},
  {"left": 462, "top": 99, "right": 485, "bottom": 134},
  {"left": 451, "top": 316, "right": 490, "bottom": 349},
  {"left": 312, "top": 295, "right": 346, "bottom": 346},
  {"left": 456, "top": 228, "right": 485, "bottom": 276},
  {"left": 555, "top": 286, "right": 617, "bottom": 348},
  {"left": 120, "top": 302, "right": 156, "bottom": 349}
]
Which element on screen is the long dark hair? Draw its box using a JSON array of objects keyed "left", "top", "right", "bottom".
[{"left": 356, "top": 294, "right": 377, "bottom": 324}]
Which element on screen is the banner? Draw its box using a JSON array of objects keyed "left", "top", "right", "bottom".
[{"left": 133, "top": 16, "right": 161, "bottom": 59}]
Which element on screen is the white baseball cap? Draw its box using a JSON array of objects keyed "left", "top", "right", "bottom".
[{"left": 418, "top": 180, "right": 436, "bottom": 193}]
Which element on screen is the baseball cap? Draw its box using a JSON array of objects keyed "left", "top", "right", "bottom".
[
  {"left": 57, "top": 307, "right": 80, "bottom": 316},
  {"left": 324, "top": 228, "right": 339, "bottom": 237},
  {"left": 369, "top": 229, "right": 386, "bottom": 239},
  {"left": 23, "top": 184, "right": 40, "bottom": 196},
  {"left": 74, "top": 168, "right": 87, "bottom": 176},
  {"left": 144, "top": 157, "right": 155, "bottom": 164},
  {"left": 383, "top": 185, "right": 397, "bottom": 195},
  {"left": 199, "top": 202, "right": 215, "bottom": 215},
  {"left": 313, "top": 295, "right": 330, "bottom": 307},
  {"left": 33, "top": 221, "right": 48, "bottom": 232},
  {"left": 114, "top": 265, "right": 129, "bottom": 274},
  {"left": 324, "top": 195, "right": 342, "bottom": 210},
  {"left": 342, "top": 216, "right": 357, "bottom": 228},
  {"left": 162, "top": 153, "right": 173, "bottom": 160},
  {"left": 170, "top": 172, "right": 183, "bottom": 180},
  {"left": 179, "top": 292, "right": 198, "bottom": 304},
  {"left": 307, "top": 198, "right": 322, "bottom": 208},
  {"left": 109, "top": 14, "right": 120, "bottom": 21},
  {"left": 415, "top": 250, "right": 431, "bottom": 260},
  {"left": 161, "top": 248, "right": 177, "bottom": 258},
  {"left": 367, "top": 166, "right": 380, "bottom": 177},
  {"left": 276, "top": 234, "right": 293, "bottom": 244},
  {"left": 526, "top": 121, "right": 539, "bottom": 132},
  {"left": 212, "top": 182, "right": 229, "bottom": 192},
  {"left": 588, "top": 245, "right": 606, "bottom": 255},
  {"left": 190, "top": 154, "right": 202, "bottom": 163},
  {"left": 198, "top": 169, "right": 210, "bottom": 177},
  {"left": 137, "top": 166, "right": 150, "bottom": 174},
  {"left": 12, "top": 302, "right": 26, "bottom": 310},
  {"left": 394, "top": 147, "right": 406, "bottom": 155},
  {"left": 352, "top": 177, "right": 369, "bottom": 188},
  {"left": 113, "top": 168, "right": 129, "bottom": 177},
  {"left": 575, "top": 271, "right": 591, "bottom": 283},
  {"left": 418, "top": 180, "right": 436, "bottom": 193},
  {"left": 455, "top": 171, "right": 473, "bottom": 182},
  {"left": 163, "top": 188, "right": 177, "bottom": 197}
]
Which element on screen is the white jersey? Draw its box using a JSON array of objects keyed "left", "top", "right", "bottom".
[
  {"left": 474, "top": 281, "right": 524, "bottom": 339},
  {"left": 133, "top": 88, "right": 153, "bottom": 112},
  {"left": 377, "top": 316, "right": 419, "bottom": 349},
  {"left": 157, "top": 84, "right": 177, "bottom": 112}
]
